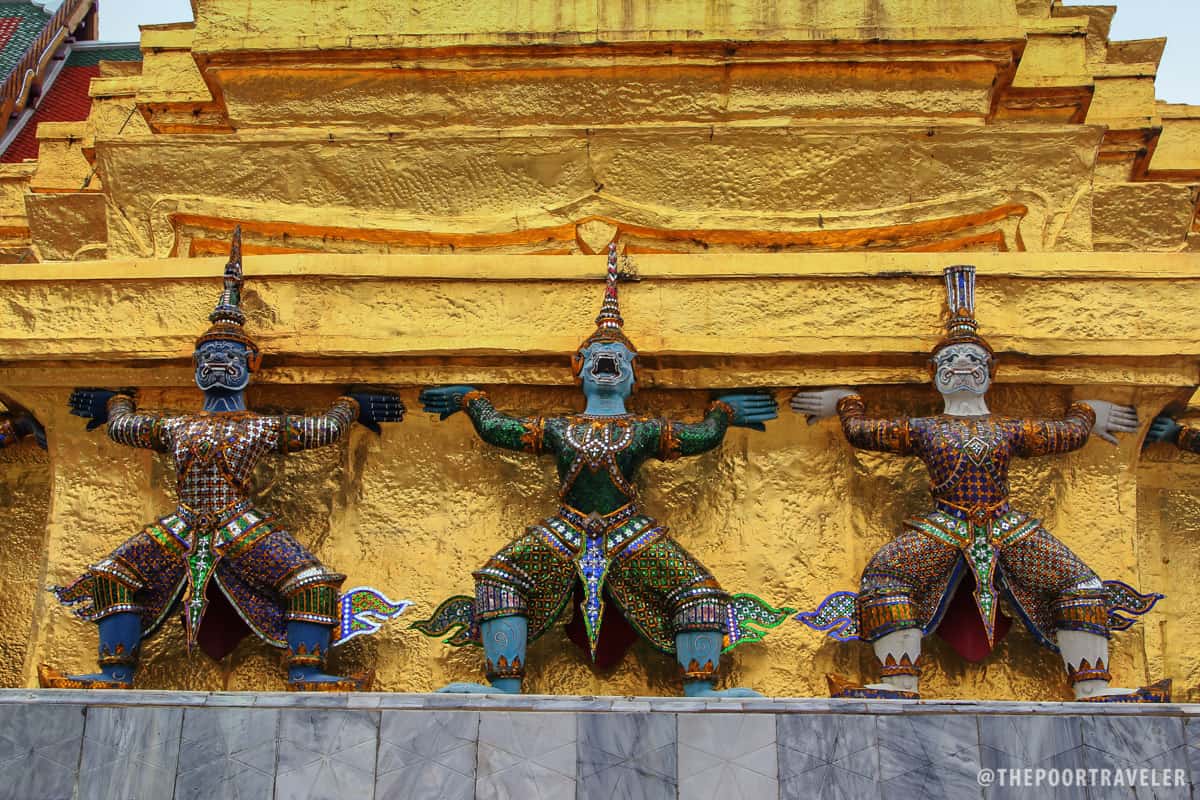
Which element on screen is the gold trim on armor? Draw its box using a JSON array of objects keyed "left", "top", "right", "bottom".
[
  {"left": 89, "top": 571, "right": 143, "bottom": 616},
  {"left": 857, "top": 594, "right": 919, "bottom": 640},
  {"left": 936, "top": 498, "right": 1010, "bottom": 527},
  {"left": 98, "top": 642, "right": 139, "bottom": 668},
  {"left": 1066, "top": 656, "right": 1111, "bottom": 685},
  {"left": 278, "top": 565, "right": 346, "bottom": 597},
  {"left": 708, "top": 400, "right": 735, "bottom": 418},
  {"left": 334, "top": 395, "right": 360, "bottom": 420},
  {"left": 657, "top": 419, "right": 682, "bottom": 461},
  {"left": 461, "top": 390, "right": 488, "bottom": 409},
  {"left": 1052, "top": 592, "right": 1109, "bottom": 631},
  {"left": 177, "top": 498, "right": 254, "bottom": 532},
  {"left": 485, "top": 655, "right": 525, "bottom": 681},
  {"left": 558, "top": 500, "right": 641, "bottom": 531},
  {"left": 682, "top": 657, "right": 718, "bottom": 681},
  {"left": 286, "top": 642, "right": 326, "bottom": 668},
  {"left": 520, "top": 417, "right": 546, "bottom": 454},
  {"left": 284, "top": 584, "right": 339, "bottom": 625},
  {"left": 880, "top": 653, "right": 922, "bottom": 678},
  {"left": 104, "top": 394, "right": 136, "bottom": 413}
]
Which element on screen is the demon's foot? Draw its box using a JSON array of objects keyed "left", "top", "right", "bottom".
[
  {"left": 287, "top": 669, "right": 374, "bottom": 692},
  {"left": 1079, "top": 679, "right": 1172, "bottom": 704},
  {"left": 687, "top": 686, "right": 763, "bottom": 698},
  {"left": 436, "top": 681, "right": 519, "bottom": 694},
  {"left": 38, "top": 664, "right": 132, "bottom": 690},
  {"left": 682, "top": 679, "right": 762, "bottom": 698},
  {"left": 827, "top": 674, "right": 919, "bottom": 700}
]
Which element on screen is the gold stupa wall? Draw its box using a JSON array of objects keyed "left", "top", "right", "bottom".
[{"left": 0, "top": 0, "right": 1198, "bottom": 699}]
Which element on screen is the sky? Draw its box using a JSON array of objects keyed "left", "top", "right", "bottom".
[{"left": 100, "top": 0, "right": 1198, "bottom": 103}]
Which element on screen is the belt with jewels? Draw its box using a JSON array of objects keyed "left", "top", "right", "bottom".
[{"left": 556, "top": 501, "right": 642, "bottom": 533}]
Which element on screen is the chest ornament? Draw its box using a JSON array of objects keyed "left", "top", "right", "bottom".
[{"left": 564, "top": 419, "right": 635, "bottom": 468}]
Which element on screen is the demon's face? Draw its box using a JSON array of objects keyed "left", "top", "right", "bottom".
[
  {"left": 932, "top": 343, "right": 992, "bottom": 397},
  {"left": 577, "top": 340, "right": 636, "bottom": 400},
  {"left": 194, "top": 339, "right": 253, "bottom": 393}
]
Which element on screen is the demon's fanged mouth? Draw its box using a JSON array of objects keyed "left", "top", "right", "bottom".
[{"left": 592, "top": 355, "right": 620, "bottom": 378}]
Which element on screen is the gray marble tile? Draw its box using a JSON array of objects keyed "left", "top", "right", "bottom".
[
  {"left": 1082, "top": 763, "right": 1191, "bottom": 800},
  {"left": 1185, "top": 717, "right": 1200, "bottom": 795},
  {"left": 678, "top": 713, "right": 777, "bottom": 800},
  {"left": 979, "top": 715, "right": 1086, "bottom": 800},
  {"left": 1185, "top": 716, "right": 1200, "bottom": 748},
  {"left": 476, "top": 711, "right": 576, "bottom": 800},
  {"left": 376, "top": 710, "right": 478, "bottom": 800},
  {"left": 275, "top": 708, "right": 379, "bottom": 800},
  {"left": 778, "top": 713, "right": 880, "bottom": 800},
  {"left": 1085, "top": 715, "right": 1185, "bottom": 764},
  {"left": 9, "top": 688, "right": 1200, "bottom": 800},
  {"left": 1133, "top": 746, "right": 1191, "bottom": 800},
  {"left": 1082, "top": 715, "right": 1189, "bottom": 800},
  {"left": 979, "top": 714, "right": 1083, "bottom": 763},
  {"left": 77, "top": 706, "right": 184, "bottom": 800},
  {"left": 781, "top": 763, "right": 880, "bottom": 800},
  {"left": 578, "top": 712, "right": 675, "bottom": 800},
  {"left": 878, "top": 712, "right": 981, "bottom": 799},
  {"left": 778, "top": 713, "right": 879, "bottom": 778},
  {"left": 173, "top": 707, "right": 279, "bottom": 800},
  {"left": 0, "top": 703, "right": 86, "bottom": 800}
]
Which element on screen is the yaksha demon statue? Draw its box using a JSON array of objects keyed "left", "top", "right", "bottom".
[
  {"left": 40, "top": 229, "right": 405, "bottom": 691},
  {"left": 794, "top": 265, "right": 1168, "bottom": 702},
  {"left": 0, "top": 411, "right": 45, "bottom": 449},
  {"left": 414, "top": 244, "right": 791, "bottom": 697}
]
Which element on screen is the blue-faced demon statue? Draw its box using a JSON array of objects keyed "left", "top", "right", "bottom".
[
  {"left": 40, "top": 229, "right": 406, "bottom": 691},
  {"left": 413, "top": 244, "right": 793, "bottom": 697}
]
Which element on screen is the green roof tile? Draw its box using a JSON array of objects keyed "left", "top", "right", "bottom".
[
  {"left": 65, "top": 45, "right": 141, "bottom": 67},
  {"left": 0, "top": 3, "right": 53, "bottom": 82}
]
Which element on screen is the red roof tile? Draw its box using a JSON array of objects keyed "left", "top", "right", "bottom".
[
  {"left": 1, "top": 63, "right": 98, "bottom": 162},
  {"left": 0, "top": 17, "right": 21, "bottom": 52}
]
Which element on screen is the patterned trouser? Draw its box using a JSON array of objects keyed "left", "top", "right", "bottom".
[
  {"left": 856, "top": 526, "right": 1103, "bottom": 643},
  {"left": 64, "top": 524, "right": 339, "bottom": 648},
  {"left": 474, "top": 529, "right": 729, "bottom": 653}
]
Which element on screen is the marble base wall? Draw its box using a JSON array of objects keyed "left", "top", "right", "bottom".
[{"left": 0, "top": 690, "right": 1198, "bottom": 799}]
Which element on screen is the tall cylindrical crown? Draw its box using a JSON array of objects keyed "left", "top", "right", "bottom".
[
  {"left": 571, "top": 242, "right": 639, "bottom": 382},
  {"left": 195, "top": 226, "right": 260, "bottom": 363}
]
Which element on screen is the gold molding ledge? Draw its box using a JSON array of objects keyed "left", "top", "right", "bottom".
[
  {"left": 1, "top": 251, "right": 1198, "bottom": 282},
  {"left": 0, "top": 252, "right": 1197, "bottom": 388}
]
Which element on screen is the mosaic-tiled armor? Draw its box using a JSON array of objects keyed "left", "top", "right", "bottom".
[
  {"left": 1177, "top": 425, "right": 1200, "bottom": 452},
  {"left": 464, "top": 395, "right": 740, "bottom": 656},
  {"left": 839, "top": 396, "right": 1120, "bottom": 650},
  {"left": 40, "top": 229, "right": 407, "bottom": 691},
  {"left": 415, "top": 244, "right": 791, "bottom": 696},
  {"left": 0, "top": 417, "right": 20, "bottom": 448},
  {"left": 0, "top": 412, "right": 45, "bottom": 449},
  {"left": 796, "top": 265, "right": 1167, "bottom": 703}
]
